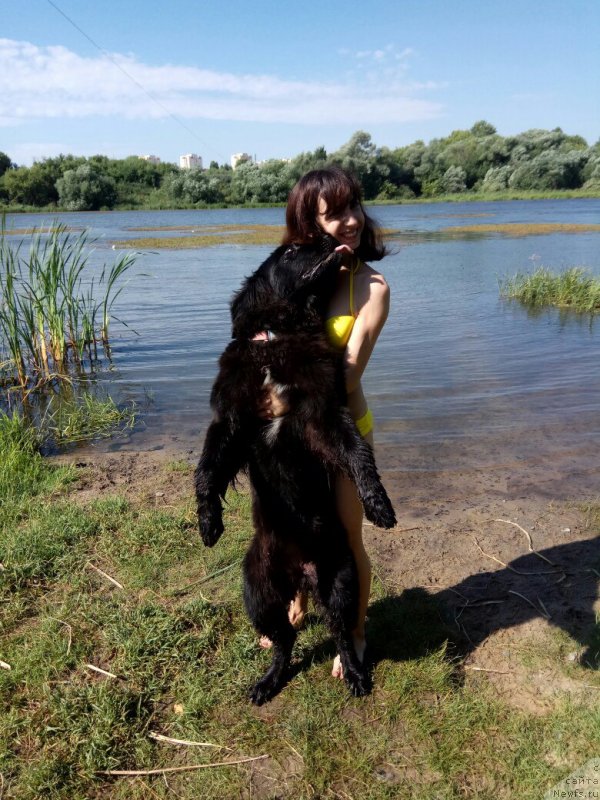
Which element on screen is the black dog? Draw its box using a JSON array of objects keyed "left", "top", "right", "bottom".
[{"left": 195, "top": 234, "right": 396, "bottom": 704}]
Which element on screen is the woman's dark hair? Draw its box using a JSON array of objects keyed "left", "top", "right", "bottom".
[{"left": 283, "top": 166, "right": 386, "bottom": 262}]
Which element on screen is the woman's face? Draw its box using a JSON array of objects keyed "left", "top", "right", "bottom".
[{"left": 316, "top": 196, "right": 365, "bottom": 251}]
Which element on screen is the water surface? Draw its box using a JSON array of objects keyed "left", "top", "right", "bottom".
[{"left": 6, "top": 199, "right": 600, "bottom": 479}]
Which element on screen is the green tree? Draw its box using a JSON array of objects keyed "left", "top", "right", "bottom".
[
  {"left": 470, "top": 120, "right": 497, "bottom": 138},
  {"left": 286, "top": 146, "right": 329, "bottom": 183},
  {"left": 2, "top": 163, "right": 58, "bottom": 206},
  {"left": 508, "top": 150, "right": 587, "bottom": 191},
  {"left": 0, "top": 151, "right": 13, "bottom": 178},
  {"left": 56, "top": 163, "right": 117, "bottom": 210},
  {"left": 229, "top": 160, "right": 291, "bottom": 204},
  {"left": 481, "top": 165, "right": 512, "bottom": 192},
  {"left": 331, "top": 131, "right": 390, "bottom": 199},
  {"left": 440, "top": 165, "right": 467, "bottom": 193}
]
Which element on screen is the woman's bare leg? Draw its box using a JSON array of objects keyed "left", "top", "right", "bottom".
[{"left": 331, "top": 460, "right": 372, "bottom": 679}]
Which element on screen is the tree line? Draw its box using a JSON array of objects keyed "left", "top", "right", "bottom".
[{"left": 1, "top": 121, "right": 599, "bottom": 212}]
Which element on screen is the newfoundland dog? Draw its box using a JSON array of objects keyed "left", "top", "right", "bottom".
[{"left": 195, "top": 234, "right": 395, "bottom": 704}]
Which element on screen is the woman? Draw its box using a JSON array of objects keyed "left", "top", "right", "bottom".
[{"left": 261, "top": 166, "right": 390, "bottom": 678}]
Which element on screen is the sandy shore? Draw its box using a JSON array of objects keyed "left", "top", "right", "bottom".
[{"left": 55, "top": 437, "right": 600, "bottom": 714}]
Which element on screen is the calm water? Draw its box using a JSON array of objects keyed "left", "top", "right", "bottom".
[{"left": 5, "top": 199, "right": 600, "bottom": 474}]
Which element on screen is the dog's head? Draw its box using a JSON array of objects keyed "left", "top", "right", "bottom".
[
  {"left": 231, "top": 234, "right": 344, "bottom": 339},
  {"left": 274, "top": 234, "right": 342, "bottom": 298}
]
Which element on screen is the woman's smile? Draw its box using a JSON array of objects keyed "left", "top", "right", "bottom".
[{"left": 316, "top": 197, "right": 365, "bottom": 252}]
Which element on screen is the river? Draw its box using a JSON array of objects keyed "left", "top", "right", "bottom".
[{"left": 4, "top": 199, "right": 600, "bottom": 483}]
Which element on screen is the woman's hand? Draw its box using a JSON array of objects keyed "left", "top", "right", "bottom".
[{"left": 334, "top": 243, "right": 356, "bottom": 267}]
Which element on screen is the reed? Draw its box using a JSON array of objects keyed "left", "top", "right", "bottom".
[
  {"left": 500, "top": 266, "right": 600, "bottom": 312},
  {"left": 43, "top": 392, "right": 136, "bottom": 445},
  {"left": 0, "top": 224, "right": 136, "bottom": 390}
]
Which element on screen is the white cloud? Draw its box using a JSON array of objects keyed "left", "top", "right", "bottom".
[
  {"left": 347, "top": 44, "right": 416, "bottom": 65},
  {"left": 0, "top": 38, "right": 444, "bottom": 127}
]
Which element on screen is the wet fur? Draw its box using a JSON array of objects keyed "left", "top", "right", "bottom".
[{"left": 195, "top": 235, "right": 396, "bottom": 704}]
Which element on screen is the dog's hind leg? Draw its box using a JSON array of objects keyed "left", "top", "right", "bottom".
[
  {"left": 247, "top": 601, "right": 297, "bottom": 705},
  {"left": 317, "top": 555, "right": 372, "bottom": 697},
  {"left": 243, "top": 546, "right": 298, "bottom": 705},
  {"left": 250, "top": 622, "right": 296, "bottom": 705}
]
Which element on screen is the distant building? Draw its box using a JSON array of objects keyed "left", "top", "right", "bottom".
[
  {"left": 230, "top": 152, "right": 253, "bottom": 170},
  {"left": 179, "top": 153, "right": 203, "bottom": 170},
  {"left": 139, "top": 155, "right": 161, "bottom": 164}
]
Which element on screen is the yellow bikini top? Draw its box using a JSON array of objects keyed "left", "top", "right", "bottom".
[{"left": 325, "top": 261, "right": 359, "bottom": 349}]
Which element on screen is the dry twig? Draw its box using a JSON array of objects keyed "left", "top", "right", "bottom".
[
  {"left": 84, "top": 663, "right": 118, "bottom": 679},
  {"left": 471, "top": 535, "right": 556, "bottom": 575},
  {"left": 86, "top": 562, "right": 124, "bottom": 590},
  {"left": 148, "top": 732, "right": 231, "bottom": 750},
  {"left": 97, "top": 754, "right": 269, "bottom": 776},
  {"left": 170, "top": 560, "right": 241, "bottom": 595},
  {"left": 493, "top": 518, "right": 556, "bottom": 565},
  {"left": 465, "top": 666, "right": 512, "bottom": 675},
  {"left": 47, "top": 617, "right": 73, "bottom": 656},
  {"left": 508, "top": 590, "right": 551, "bottom": 620}
]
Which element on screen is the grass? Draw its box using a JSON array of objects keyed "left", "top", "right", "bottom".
[
  {"left": 41, "top": 392, "right": 136, "bottom": 446},
  {"left": 500, "top": 267, "right": 600, "bottom": 312},
  {"left": 0, "top": 224, "right": 137, "bottom": 390},
  {"left": 1, "top": 421, "right": 599, "bottom": 798}
]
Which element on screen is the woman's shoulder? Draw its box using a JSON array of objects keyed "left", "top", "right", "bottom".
[
  {"left": 354, "top": 261, "right": 390, "bottom": 325},
  {"left": 358, "top": 261, "right": 390, "bottom": 297}
]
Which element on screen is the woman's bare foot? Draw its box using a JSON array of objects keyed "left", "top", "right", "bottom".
[
  {"left": 259, "top": 593, "right": 308, "bottom": 649},
  {"left": 331, "top": 636, "right": 366, "bottom": 680}
]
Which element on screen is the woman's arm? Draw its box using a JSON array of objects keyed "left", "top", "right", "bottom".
[{"left": 344, "top": 269, "right": 390, "bottom": 394}]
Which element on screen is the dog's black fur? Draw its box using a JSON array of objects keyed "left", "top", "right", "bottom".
[{"left": 195, "top": 234, "right": 396, "bottom": 704}]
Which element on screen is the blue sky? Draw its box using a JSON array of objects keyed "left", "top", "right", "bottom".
[{"left": 2, "top": 0, "right": 599, "bottom": 166}]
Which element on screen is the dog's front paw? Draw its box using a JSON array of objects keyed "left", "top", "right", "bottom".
[
  {"left": 362, "top": 491, "right": 396, "bottom": 530},
  {"left": 198, "top": 502, "right": 224, "bottom": 547}
]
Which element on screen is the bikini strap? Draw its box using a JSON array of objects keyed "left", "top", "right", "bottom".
[{"left": 349, "top": 259, "right": 361, "bottom": 317}]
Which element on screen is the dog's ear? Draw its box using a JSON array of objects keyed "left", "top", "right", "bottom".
[{"left": 231, "top": 244, "right": 292, "bottom": 326}]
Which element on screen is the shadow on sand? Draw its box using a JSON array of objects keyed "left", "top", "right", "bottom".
[{"left": 367, "top": 534, "right": 600, "bottom": 672}]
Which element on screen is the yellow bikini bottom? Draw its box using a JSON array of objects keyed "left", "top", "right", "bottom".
[{"left": 355, "top": 408, "right": 374, "bottom": 438}]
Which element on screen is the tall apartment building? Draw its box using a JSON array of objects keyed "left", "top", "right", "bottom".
[
  {"left": 179, "top": 153, "right": 203, "bottom": 170},
  {"left": 230, "top": 152, "right": 253, "bottom": 169}
]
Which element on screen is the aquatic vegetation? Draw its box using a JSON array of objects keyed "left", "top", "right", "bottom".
[
  {"left": 500, "top": 267, "right": 600, "bottom": 312},
  {"left": 0, "top": 224, "right": 136, "bottom": 391},
  {"left": 2, "top": 225, "right": 80, "bottom": 236},
  {"left": 115, "top": 223, "right": 406, "bottom": 250},
  {"left": 42, "top": 392, "right": 136, "bottom": 445},
  {"left": 441, "top": 222, "right": 600, "bottom": 238},
  {"left": 113, "top": 224, "right": 285, "bottom": 249}
]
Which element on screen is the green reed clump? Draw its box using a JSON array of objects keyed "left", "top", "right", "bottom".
[
  {"left": 0, "top": 224, "right": 136, "bottom": 389},
  {"left": 43, "top": 392, "right": 136, "bottom": 445},
  {"left": 500, "top": 267, "right": 600, "bottom": 312}
]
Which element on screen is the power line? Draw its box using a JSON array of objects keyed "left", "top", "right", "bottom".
[{"left": 46, "top": 0, "right": 225, "bottom": 161}]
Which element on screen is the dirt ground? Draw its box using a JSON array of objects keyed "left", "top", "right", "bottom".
[{"left": 56, "top": 438, "right": 600, "bottom": 715}]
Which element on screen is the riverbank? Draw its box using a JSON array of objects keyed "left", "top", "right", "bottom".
[
  {"left": 2, "top": 187, "right": 600, "bottom": 216},
  {"left": 63, "top": 439, "right": 600, "bottom": 725},
  {"left": 2, "top": 426, "right": 598, "bottom": 798}
]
